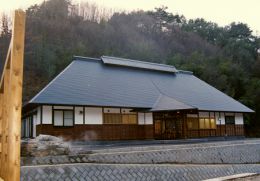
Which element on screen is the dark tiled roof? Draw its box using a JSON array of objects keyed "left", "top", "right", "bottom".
[{"left": 29, "top": 56, "right": 254, "bottom": 113}]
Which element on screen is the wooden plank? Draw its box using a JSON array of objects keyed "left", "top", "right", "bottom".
[
  {"left": 1, "top": 68, "right": 10, "bottom": 181},
  {"left": 0, "top": 93, "right": 2, "bottom": 174},
  {"left": 6, "top": 10, "right": 25, "bottom": 181},
  {"left": 0, "top": 93, "right": 2, "bottom": 152}
]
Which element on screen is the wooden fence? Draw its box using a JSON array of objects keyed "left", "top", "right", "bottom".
[{"left": 0, "top": 10, "right": 26, "bottom": 181}]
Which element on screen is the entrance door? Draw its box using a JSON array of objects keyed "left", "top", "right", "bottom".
[{"left": 154, "top": 114, "right": 183, "bottom": 139}]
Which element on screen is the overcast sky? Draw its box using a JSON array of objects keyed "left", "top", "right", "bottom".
[{"left": 0, "top": 0, "right": 259, "bottom": 35}]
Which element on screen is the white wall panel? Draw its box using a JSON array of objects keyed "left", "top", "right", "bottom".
[
  {"left": 36, "top": 106, "right": 41, "bottom": 125},
  {"left": 187, "top": 114, "right": 198, "bottom": 118},
  {"left": 215, "top": 112, "right": 225, "bottom": 125},
  {"left": 210, "top": 112, "right": 215, "bottom": 118},
  {"left": 103, "top": 108, "right": 120, "bottom": 113},
  {"left": 225, "top": 112, "right": 235, "bottom": 116},
  {"left": 121, "top": 108, "right": 133, "bottom": 114},
  {"left": 199, "top": 112, "right": 209, "bottom": 117},
  {"left": 53, "top": 106, "right": 73, "bottom": 110},
  {"left": 138, "top": 113, "right": 145, "bottom": 125},
  {"left": 75, "top": 107, "right": 84, "bottom": 124},
  {"left": 85, "top": 107, "right": 103, "bottom": 124},
  {"left": 42, "top": 105, "right": 52, "bottom": 124},
  {"left": 33, "top": 114, "right": 37, "bottom": 137},
  {"left": 235, "top": 113, "right": 244, "bottom": 125},
  {"left": 145, "top": 113, "right": 153, "bottom": 125}
]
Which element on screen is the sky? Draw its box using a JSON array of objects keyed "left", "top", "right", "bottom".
[{"left": 0, "top": 0, "right": 259, "bottom": 35}]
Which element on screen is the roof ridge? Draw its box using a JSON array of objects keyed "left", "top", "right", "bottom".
[
  {"left": 101, "top": 56, "right": 178, "bottom": 73},
  {"left": 177, "top": 70, "right": 193, "bottom": 75},
  {"left": 101, "top": 55, "right": 177, "bottom": 69},
  {"left": 73, "top": 55, "right": 101, "bottom": 61}
]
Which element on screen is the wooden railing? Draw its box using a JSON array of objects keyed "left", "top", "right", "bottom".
[{"left": 0, "top": 10, "right": 25, "bottom": 181}]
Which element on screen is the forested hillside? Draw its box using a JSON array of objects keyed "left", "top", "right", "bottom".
[{"left": 0, "top": 0, "right": 259, "bottom": 134}]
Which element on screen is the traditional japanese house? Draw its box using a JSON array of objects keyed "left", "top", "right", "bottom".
[{"left": 22, "top": 56, "right": 254, "bottom": 140}]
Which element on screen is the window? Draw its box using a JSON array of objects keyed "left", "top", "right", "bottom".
[
  {"left": 199, "top": 118, "right": 205, "bottom": 129},
  {"left": 54, "top": 110, "right": 63, "bottom": 126},
  {"left": 103, "top": 114, "right": 121, "bottom": 124},
  {"left": 210, "top": 118, "right": 216, "bottom": 129},
  {"left": 187, "top": 117, "right": 199, "bottom": 130},
  {"left": 103, "top": 108, "right": 137, "bottom": 124},
  {"left": 54, "top": 110, "right": 74, "bottom": 126},
  {"left": 187, "top": 113, "right": 216, "bottom": 130},
  {"left": 64, "top": 110, "right": 73, "bottom": 126},
  {"left": 199, "top": 117, "right": 216, "bottom": 129},
  {"left": 225, "top": 116, "right": 235, "bottom": 125}
]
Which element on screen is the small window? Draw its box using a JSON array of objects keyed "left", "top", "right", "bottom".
[
  {"left": 199, "top": 118, "right": 205, "bottom": 129},
  {"left": 103, "top": 114, "right": 121, "bottom": 124},
  {"left": 103, "top": 108, "right": 137, "bottom": 124},
  {"left": 122, "top": 114, "right": 137, "bottom": 124},
  {"left": 225, "top": 116, "right": 235, "bottom": 125},
  {"left": 54, "top": 110, "right": 63, "bottom": 126},
  {"left": 210, "top": 118, "right": 216, "bottom": 129},
  {"left": 204, "top": 118, "right": 210, "bottom": 129},
  {"left": 54, "top": 110, "right": 74, "bottom": 126},
  {"left": 199, "top": 117, "right": 216, "bottom": 129},
  {"left": 187, "top": 117, "right": 199, "bottom": 130},
  {"left": 64, "top": 110, "right": 73, "bottom": 126}
]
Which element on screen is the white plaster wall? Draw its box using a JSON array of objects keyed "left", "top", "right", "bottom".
[
  {"left": 138, "top": 113, "right": 145, "bottom": 125},
  {"left": 121, "top": 108, "right": 133, "bottom": 114},
  {"left": 225, "top": 112, "right": 235, "bottom": 116},
  {"left": 199, "top": 112, "right": 209, "bottom": 117},
  {"left": 103, "top": 108, "right": 120, "bottom": 113},
  {"left": 36, "top": 106, "right": 41, "bottom": 125},
  {"left": 215, "top": 112, "right": 225, "bottom": 125},
  {"left": 42, "top": 105, "right": 52, "bottom": 124},
  {"left": 144, "top": 113, "right": 153, "bottom": 125},
  {"left": 85, "top": 107, "right": 103, "bottom": 124},
  {"left": 210, "top": 112, "right": 215, "bottom": 118},
  {"left": 53, "top": 106, "right": 73, "bottom": 110},
  {"left": 33, "top": 114, "right": 37, "bottom": 137},
  {"left": 235, "top": 113, "right": 244, "bottom": 125},
  {"left": 187, "top": 114, "right": 198, "bottom": 118},
  {"left": 75, "top": 107, "right": 84, "bottom": 124}
]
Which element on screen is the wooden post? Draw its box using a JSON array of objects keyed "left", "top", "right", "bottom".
[
  {"left": 0, "top": 92, "right": 3, "bottom": 175},
  {"left": 0, "top": 10, "right": 25, "bottom": 181},
  {"left": 7, "top": 10, "right": 25, "bottom": 181},
  {"left": 0, "top": 65, "right": 11, "bottom": 181}
]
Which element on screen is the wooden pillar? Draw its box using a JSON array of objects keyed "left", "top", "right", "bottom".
[
  {"left": 7, "top": 10, "right": 26, "bottom": 181},
  {"left": 0, "top": 92, "right": 2, "bottom": 162},
  {"left": 1, "top": 67, "right": 11, "bottom": 181},
  {"left": 0, "top": 10, "right": 25, "bottom": 181},
  {"left": 182, "top": 112, "right": 187, "bottom": 139},
  {"left": 198, "top": 113, "right": 200, "bottom": 137},
  {"left": 0, "top": 92, "right": 2, "bottom": 175}
]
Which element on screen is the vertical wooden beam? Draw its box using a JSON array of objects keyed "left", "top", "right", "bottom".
[
  {"left": 0, "top": 93, "right": 3, "bottom": 176},
  {"left": 83, "top": 106, "right": 85, "bottom": 125},
  {"left": 224, "top": 112, "right": 227, "bottom": 136},
  {"left": 198, "top": 113, "right": 200, "bottom": 137},
  {"left": 1, "top": 67, "right": 11, "bottom": 180},
  {"left": 7, "top": 10, "right": 26, "bottom": 181}
]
